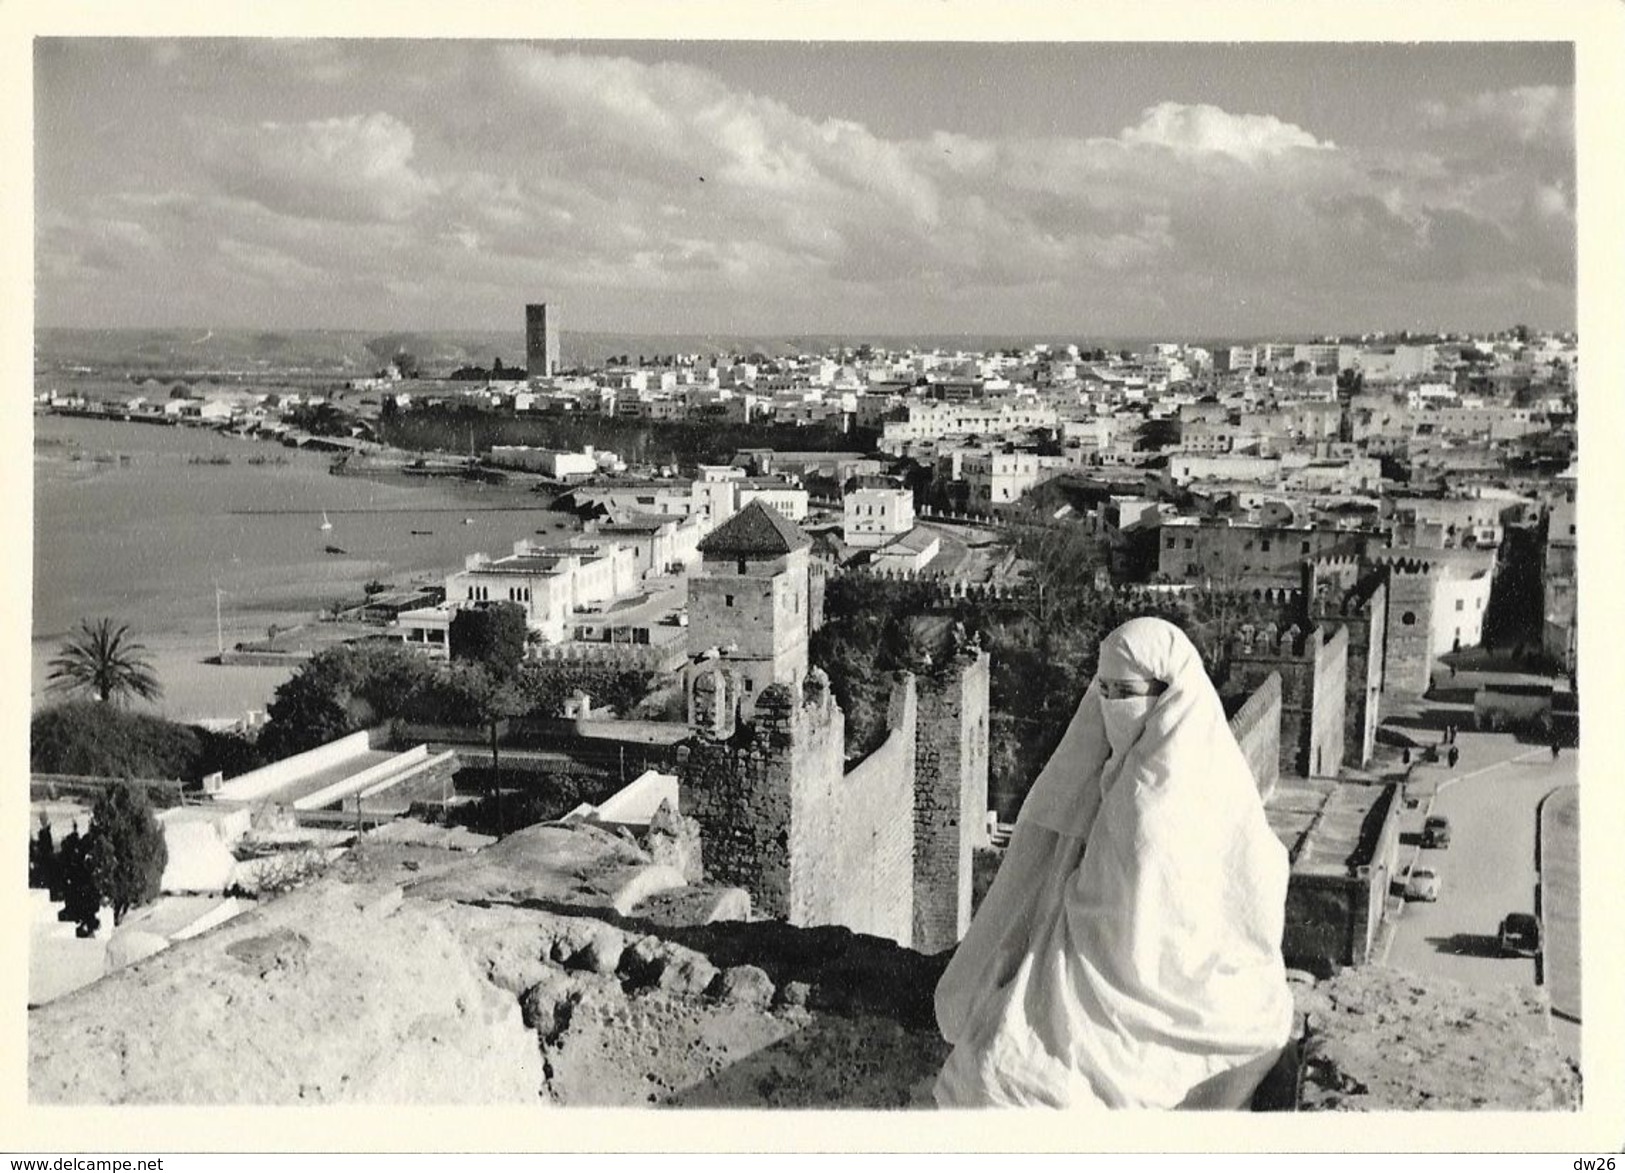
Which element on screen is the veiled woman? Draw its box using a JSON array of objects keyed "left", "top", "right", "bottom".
[{"left": 933, "top": 617, "right": 1294, "bottom": 1109}]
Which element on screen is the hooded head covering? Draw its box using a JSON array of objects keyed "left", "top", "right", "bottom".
[{"left": 933, "top": 616, "right": 1294, "bottom": 1109}]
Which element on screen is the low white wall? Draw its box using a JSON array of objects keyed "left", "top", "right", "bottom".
[
  {"left": 592, "top": 769, "right": 679, "bottom": 828},
  {"left": 292, "top": 745, "right": 430, "bottom": 812},
  {"left": 217, "top": 731, "right": 371, "bottom": 804}
]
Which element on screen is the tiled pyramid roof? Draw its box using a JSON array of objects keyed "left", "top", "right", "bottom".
[{"left": 698, "top": 499, "right": 812, "bottom": 557}]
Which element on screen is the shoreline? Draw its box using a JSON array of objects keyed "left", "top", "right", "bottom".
[
  {"left": 32, "top": 413, "right": 579, "bottom": 724},
  {"left": 31, "top": 632, "right": 301, "bottom": 726}
]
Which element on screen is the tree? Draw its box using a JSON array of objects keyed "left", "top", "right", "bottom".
[
  {"left": 422, "top": 660, "right": 533, "bottom": 834},
  {"left": 47, "top": 618, "right": 162, "bottom": 705},
  {"left": 257, "top": 642, "right": 437, "bottom": 759},
  {"left": 86, "top": 781, "right": 169, "bottom": 927},
  {"left": 449, "top": 602, "right": 529, "bottom": 679}
]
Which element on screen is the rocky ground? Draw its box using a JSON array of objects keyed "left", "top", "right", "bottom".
[
  {"left": 1295, "top": 965, "right": 1580, "bottom": 1111},
  {"left": 27, "top": 821, "right": 1580, "bottom": 1109}
]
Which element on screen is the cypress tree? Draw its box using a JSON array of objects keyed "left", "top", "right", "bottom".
[{"left": 87, "top": 781, "right": 169, "bottom": 926}]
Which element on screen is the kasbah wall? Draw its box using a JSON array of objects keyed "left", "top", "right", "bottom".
[
  {"left": 1227, "top": 623, "right": 1347, "bottom": 778},
  {"left": 912, "top": 651, "right": 991, "bottom": 955},
  {"left": 1304, "top": 560, "right": 1388, "bottom": 769},
  {"left": 680, "top": 651, "right": 992, "bottom": 953},
  {"left": 791, "top": 673, "right": 915, "bottom": 944},
  {"left": 1227, "top": 671, "right": 1283, "bottom": 800},
  {"left": 1280, "top": 783, "right": 1401, "bottom": 975}
]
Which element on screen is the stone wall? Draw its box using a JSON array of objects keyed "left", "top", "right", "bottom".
[
  {"left": 911, "top": 651, "right": 991, "bottom": 954},
  {"left": 1228, "top": 623, "right": 1347, "bottom": 779},
  {"left": 1304, "top": 560, "right": 1390, "bottom": 767},
  {"left": 1226, "top": 671, "right": 1282, "bottom": 800},
  {"left": 1280, "top": 784, "right": 1401, "bottom": 974},
  {"left": 1282, "top": 875, "right": 1367, "bottom": 977},
  {"left": 681, "top": 672, "right": 916, "bottom": 945},
  {"left": 1310, "top": 625, "right": 1348, "bottom": 778},
  {"left": 29, "top": 775, "right": 185, "bottom": 809},
  {"left": 805, "top": 677, "right": 916, "bottom": 945}
]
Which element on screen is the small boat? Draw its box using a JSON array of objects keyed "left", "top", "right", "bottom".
[
  {"left": 463, "top": 517, "right": 475, "bottom": 525},
  {"left": 411, "top": 529, "right": 433, "bottom": 536},
  {"left": 320, "top": 510, "right": 333, "bottom": 532},
  {"left": 324, "top": 544, "right": 346, "bottom": 555}
]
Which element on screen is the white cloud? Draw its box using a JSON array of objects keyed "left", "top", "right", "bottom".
[
  {"left": 36, "top": 46, "right": 1575, "bottom": 333},
  {"left": 1421, "top": 85, "right": 1573, "bottom": 145},
  {"left": 198, "top": 112, "right": 436, "bottom": 223},
  {"left": 1118, "top": 102, "right": 1334, "bottom": 160}
]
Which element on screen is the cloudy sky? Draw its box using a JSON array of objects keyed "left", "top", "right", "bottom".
[{"left": 35, "top": 39, "right": 1575, "bottom": 338}]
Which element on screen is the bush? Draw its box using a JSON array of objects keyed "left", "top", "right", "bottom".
[
  {"left": 87, "top": 780, "right": 169, "bottom": 925},
  {"left": 32, "top": 702, "right": 268, "bottom": 787},
  {"left": 31, "top": 702, "right": 200, "bottom": 779}
]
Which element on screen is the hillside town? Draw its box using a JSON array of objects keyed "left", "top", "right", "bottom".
[{"left": 28, "top": 305, "right": 1581, "bottom": 1109}]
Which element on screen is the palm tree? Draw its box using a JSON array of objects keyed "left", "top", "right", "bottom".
[{"left": 47, "top": 618, "right": 163, "bottom": 705}]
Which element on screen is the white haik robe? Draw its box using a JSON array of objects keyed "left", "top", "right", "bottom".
[{"left": 933, "top": 618, "right": 1294, "bottom": 1109}]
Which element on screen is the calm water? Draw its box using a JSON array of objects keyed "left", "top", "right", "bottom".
[{"left": 33, "top": 415, "right": 574, "bottom": 648}]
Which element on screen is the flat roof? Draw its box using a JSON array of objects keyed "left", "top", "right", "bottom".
[
  {"left": 1267, "top": 778, "right": 1395, "bottom": 878},
  {"left": 471, "top": 554, "right": 572, "bottom": 574}
]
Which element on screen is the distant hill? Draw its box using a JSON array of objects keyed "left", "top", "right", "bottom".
[{"left": 36, "top": 327, "right": 1198, "bottom": 379}]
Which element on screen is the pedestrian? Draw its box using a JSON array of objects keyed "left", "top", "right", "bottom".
[
  {"left": 933, "top": 616, "right": 1293, "bottom": 1109},
  {"left": 1448, "top": 746, "right": 1459, "bottom": 769},
  {"left": 1551, "top": 741, "right": 1561, "bottom": 761},
  {"left": 1403, "top": 747, "right": 1411, "bottom": 765},
  {"left": 1450, "top": 663, "right": 1457, "bottom": 679}
]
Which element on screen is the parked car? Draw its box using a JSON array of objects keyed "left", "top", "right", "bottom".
[
  {"left": 1421, "top": 815, "right": 1453, "bottom": 848},
  {"left": 1498, "top": 913, "right": 1541, "bottom": 957},
  {"left": 1405, "top": 866, "right": 1441, "bottom": 902}
]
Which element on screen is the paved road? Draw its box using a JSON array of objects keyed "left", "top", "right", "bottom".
[{"left": 1382, "top": 733, "right": 1578, "bottom": 1037}]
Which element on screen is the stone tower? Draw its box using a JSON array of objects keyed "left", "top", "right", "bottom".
[
  {"left": 525, "top": 302, "right": 560, "bottom": 378},
  {"left": 686, "top": 500, "right": 812, "bottom": 725},
  {"left": 1373, "top": 554, "right": 1438, "bottom": 700}
]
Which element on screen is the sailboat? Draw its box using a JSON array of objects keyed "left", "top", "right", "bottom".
[{"left": 320, "top": 510, "right": 333, "bottom": 532}]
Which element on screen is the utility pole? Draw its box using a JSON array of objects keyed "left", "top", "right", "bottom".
[{"left": 215, "top": 582, "right": 225, "bottom": 659}]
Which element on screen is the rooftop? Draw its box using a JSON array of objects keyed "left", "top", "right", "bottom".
[
  {"left": 471, "top": 557, "right": 563, "bottom": 575},
  {"left": 880, "top": 526, "right": 940, "bottom": 555},
  {"left": 698, "top": 499, "right": 811, "bottom": 557}
]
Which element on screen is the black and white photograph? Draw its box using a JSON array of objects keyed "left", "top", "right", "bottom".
[{"left": 8, "top": 6, "right": 1622, "bottom": 1153}]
